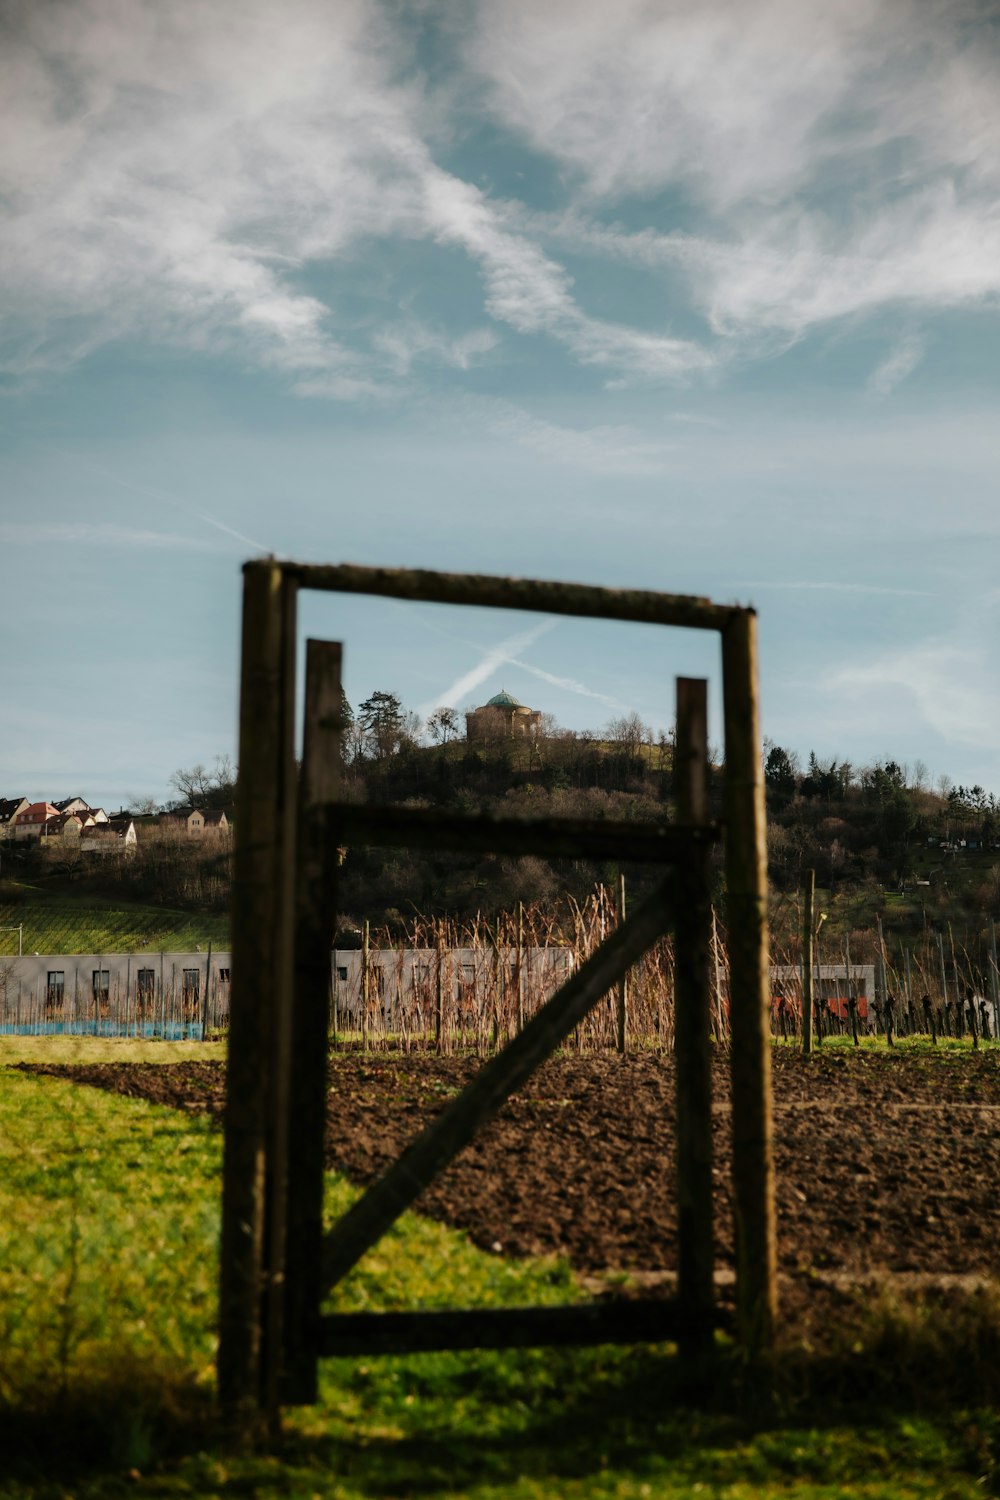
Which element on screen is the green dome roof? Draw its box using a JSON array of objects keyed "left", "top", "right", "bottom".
[{"left": 485, "top": 689, "right": 524, "bottom": 708}]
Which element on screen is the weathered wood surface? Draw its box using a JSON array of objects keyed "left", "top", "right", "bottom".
[
  {"left": 721, "top": 609, "right": 776, "bottom": 1356},
  {"left": 287, "top": 561, "right": 734, "bottom": 632},
  {"left": 283, "top": 640, "right": 344, "bottom": 1404},
  {"left": 326, "top": 802, "right": 718, "bottom": 863},
  {"left": 318, "top": 1299, "right": 731, "bottom": 1358},
  {"left": 320, "top": 876, "right": 676, "bottom": 1296},
  {"left": 219, "top": 561, "right": 297, "bottom": 1432},
  {"left": 672, "top": 678, "right": 715, "bottom": 1354}
]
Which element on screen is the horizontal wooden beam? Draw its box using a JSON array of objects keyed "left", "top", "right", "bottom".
[
  {"left": 320, "top": 875, "right": 675, "bottom": 1296},
  {"left": 317, "top": 1299, "right": 729, "bottom": 1358},
  {"left": 282, "top": 561, "right": 736, "bottom": 633},
  {"left": 327, "top": 803, "right": 718, "bottom": 864}
]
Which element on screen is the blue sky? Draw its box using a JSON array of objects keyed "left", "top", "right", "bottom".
[{"left": 2, "top": 0, "right": 999, "bottom": 808}]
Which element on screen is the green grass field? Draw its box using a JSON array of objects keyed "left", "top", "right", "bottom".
[
  {"left": 0, "top": 887, "right": 229, "bottom": 955},
  {"left": 2, "top": 1037, "right": 999, "bottom": 1498}
]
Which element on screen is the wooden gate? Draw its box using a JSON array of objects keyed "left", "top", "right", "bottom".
[{"left": 217, "top": 562, "right": 774, "bottom": 1430}]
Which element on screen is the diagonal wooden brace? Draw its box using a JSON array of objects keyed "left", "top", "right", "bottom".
[{"left": 319, "top": 872, "right": 678, "bottom": 1296}]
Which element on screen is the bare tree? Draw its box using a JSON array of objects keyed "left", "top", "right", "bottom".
[
  {"left": 605, "top": 711, "right": 651, "bottom": 760},
  {"left": 427, "top": 706, "right": 460, "bottom": 745}
]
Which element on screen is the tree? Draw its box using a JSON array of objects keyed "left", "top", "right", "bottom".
[
  {"left": 358, "top": 691, "right": 406, "bottom": 761},
  {"left": 169, "top": 754, "right": 236, "bottom": 809},
  {"left": 605, "top": 712, "right": 650, "bottom": 760},
  {"left": 764, "top": 745, "right": 797, "bottom": 798},
  {"left": 427, "top": 706, "right": 460, "bottom": 745}
]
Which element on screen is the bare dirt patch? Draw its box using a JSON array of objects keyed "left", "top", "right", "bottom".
[{"left": 18, "top": 1047, "right": 1000, "bottom": 1290}]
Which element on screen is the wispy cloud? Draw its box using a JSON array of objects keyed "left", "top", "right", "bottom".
[
  {"left": 744, "top": 581, "right": 938, "bottom": 599},
  {"left": 0, "top": 521, "right": 216, "bottom": 551},
  {"left": 479, "top": 399, "right": 675, "bottom": 475},
  {"left": 3, "top": 0, "right": 999, "bottom": 403},
  {"left": 826, "top": 594, "right": 1000, "bottom": 753},
  {"left": 868, "top": 332, "right": 926, "bottom": 397},
  {"left": 473, "top": 3, "right": 1000, "bottom": 355}
]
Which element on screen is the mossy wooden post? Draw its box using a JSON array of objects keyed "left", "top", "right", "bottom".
[
  {"left": 673, "top": 677, "right": 715, "bottom": 1356},
  {"left": 615, "top": 873, "right": 628, "bottom": 1053},
  {"left": 721, "top": 609, "right": 776, "bottom": 1357},
  {"left": 802, "top": 871, "right": 815, "bottom": 1055},
  {"left": 284, "top": 640, "right": 343, "bottom": 1404},
  {"left": 219, "top": 559, "right": 298, "bottom": 1433}
]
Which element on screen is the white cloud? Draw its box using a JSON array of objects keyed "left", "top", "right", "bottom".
[
  {"left": 0, "top": 0, "right": 712, "bottom": 393},
  {"left": 3, "top": 0, "right": 999, "bottom": 400},
  {"left": 479, "top": 400, "right": 675, "bottom": 475},
  {"left": 468, "top": 1, "right": 1000, "bottom": 350}
]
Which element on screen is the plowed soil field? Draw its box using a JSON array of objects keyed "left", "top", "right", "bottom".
[{"left": 20, "top": 1047, "right": 1000, "bottom": 1293}]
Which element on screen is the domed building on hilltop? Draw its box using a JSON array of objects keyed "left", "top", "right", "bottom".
[{"left": 465, "top": 689, "right": 542, "bottom": 743}]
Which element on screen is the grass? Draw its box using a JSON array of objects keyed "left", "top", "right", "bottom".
[
  {"left": 0, "top": 886, "right": 229, "bottom": 955},
  {"left": 0, "top": 1038, "right": 998, "bottom": 1498}
]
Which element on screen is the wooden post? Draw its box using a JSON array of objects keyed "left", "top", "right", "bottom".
[
  {"left": 435, "top": 922, "right": 447, "bottom": 1054},
  {"left": 845, "top": 938, "right": 860, "bottom": 1047},
  {"left": 202, "top": 940, "right": 212, "bottom": 1040},
  {"left": 615, "top": 873, "right": 628, "bottom": 1053},
  {"left": 362, "top": 920, "right": 371, "bottom": 1051},
  {"left": 721, "top": 609, "right": 776, "bottom": 1357},
  {"left": 516, "top": 901, "right": 525, "bottom": 1034},
  {"left": 283, "top": 641, "right": 343, "bottom": 1404},
  {"left": 673, "top": 677, "right": 715, "bottom": 1356},
  {"left": 802, "top": 871, "right": 814, "bottom": 1055},
  {"left": 219, "top": 560, "right": 297, "bottom": 1434}
]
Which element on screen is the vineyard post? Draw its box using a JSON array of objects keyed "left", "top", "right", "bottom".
[
  {"left": 362, "top": 920, "right": 371, "bottom": 1051},
  {"left": 990, "top": 920, "right": 999, "bottom": 1038},
  {"left": 517, "top": 901, "right": 525, "bottom": 1033},
  {"left": 615, "top": 873, "right": 628, "bottom": 1053},
  {"left": 435, "top": 922, "right": 445, "bottom": 1053},
  {"left": 801, "top": 871, "right": 814, "bottom": 1055}
]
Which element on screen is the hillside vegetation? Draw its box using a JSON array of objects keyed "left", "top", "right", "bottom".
[{"left": 7, "top": 719, "right": 999, "bottom": 966}]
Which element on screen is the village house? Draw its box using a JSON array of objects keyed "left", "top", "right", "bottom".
[
  {"left": 161, "top": 808, "right": 229, "bottom": 837},
  {"left": 0, "top": 798, "right": 29, "bottom": 837},
  {"left": 11, "top": 802, "right": 61, "bottom": 839},
  {"left": 80, "top": 816, "right": 137, "bottom": 855}
]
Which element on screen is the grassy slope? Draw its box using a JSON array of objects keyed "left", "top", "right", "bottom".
[
  {"left": 0, "top": 885, "right": 229, "bottom": 955},
  {"left": 1, "top": 1039, "right": 998, "bottom": 1498}
]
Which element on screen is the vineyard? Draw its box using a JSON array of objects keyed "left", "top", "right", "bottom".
[{"left": 0, "top": 891, "right": 229, "bottom": 956}]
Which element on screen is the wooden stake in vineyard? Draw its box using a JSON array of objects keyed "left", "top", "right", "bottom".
[{"left": 801, "top": 870, "right": 815, "bottom": 1055}]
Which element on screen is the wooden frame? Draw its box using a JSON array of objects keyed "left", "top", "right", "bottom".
[{"left": 218, "top": 561, "right": 774, "bottom": 1430}]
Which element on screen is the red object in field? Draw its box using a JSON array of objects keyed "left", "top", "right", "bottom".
[{"left": 825, "top": 995, "right": 869, "bottom": 1020}]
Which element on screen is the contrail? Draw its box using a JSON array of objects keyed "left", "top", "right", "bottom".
[
  {"left": 506, "top": 657, "right": 628, "bottom": 712},
  {"left": 76, "top": 459, "right": 271, "bottom": 553},
  {"left": 417, "top": 619, "right": 556, "bottom": 719}
]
